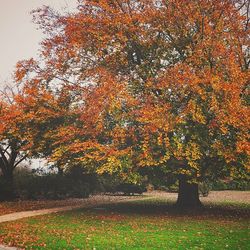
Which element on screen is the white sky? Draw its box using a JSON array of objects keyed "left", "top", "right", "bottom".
[
  {"left": 0, "top": 0, "right": 77, "bottom": 87},
  {"left": 0, "top": 0, "right": 78, "bottom": 169}
]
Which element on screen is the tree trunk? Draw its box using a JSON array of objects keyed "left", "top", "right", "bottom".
[
  {"left": 57, "top": 166, "right": 64, "bottom": 176},
  {"left": 176, "top": 175, "right": 202, "bottom": 208}
]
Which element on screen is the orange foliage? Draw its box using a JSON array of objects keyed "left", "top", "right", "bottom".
[{"left": 6, "top": 0, "right": 249, "bottom": 181}]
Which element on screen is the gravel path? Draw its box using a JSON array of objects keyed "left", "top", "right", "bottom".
[
  {"left": 144, "top": 190, "right": 250, "bottom": 203},
  {"left": 200, "top": 190, "right": 250, "bottom": 203},
  {"left": 0, "top": 196, "right": 133, "bottom": 216},
  {"left": 0, "top": 205, "right": 87, "bottom": 224}
]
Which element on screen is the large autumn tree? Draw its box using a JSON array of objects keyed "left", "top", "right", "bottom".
[{"left": 15, "top": 0, "right": 249, "bottom": 207}]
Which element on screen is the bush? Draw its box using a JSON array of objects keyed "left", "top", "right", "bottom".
[
  {"left": 98, "top": 175, "right": 121, "bottom": 194},
  {"left": 14, "top": 174, "right": 90, "bottom": 200},
  {"left": 199, "top": 181, "right": 212, "bottom": 197},
  {"left": 0, "top": 177, "right": 16, "bottom": 201},
  {"left": 211, "top": 179, "right": 250, "bottom": 191},
  {"left": 98, "top": 175, "right": 147, "bottom": 195}
]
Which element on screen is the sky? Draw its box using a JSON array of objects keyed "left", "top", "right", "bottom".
[
  {"left": 0, "top": 0, "right": 77, "bottom": 87},
  {"left": 0, "top": 0, "right": 78, "bottom": 168}
]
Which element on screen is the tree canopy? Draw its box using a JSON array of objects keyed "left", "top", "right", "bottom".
[{"left": 5, "top": 0, "right": 250, "bottom": 206}]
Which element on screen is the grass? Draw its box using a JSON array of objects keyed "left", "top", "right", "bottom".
[{"left": 0, "top": 198, "right": 249, "bottom": 249}]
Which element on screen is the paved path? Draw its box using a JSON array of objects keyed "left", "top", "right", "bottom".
[
  {"left": 0, "top": 196, "right": 148, "bottom": 224},
  {"left": 0, "top": 204, "right": 87, "bottom": 224},
  {"left": 0, "top": 246, "right": 17, "bottom": 250}
]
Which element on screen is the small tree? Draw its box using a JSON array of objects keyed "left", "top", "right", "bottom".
[
  {"left": 0, "top": 82, "right": 77, "bottom": 199},
  {"left": 0, "top": 88, "right": 29, "bottom": 199}
]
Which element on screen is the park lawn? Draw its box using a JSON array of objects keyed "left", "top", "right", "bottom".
[{"left": 0, "top": 199, "right": 249, "bottom": 250}]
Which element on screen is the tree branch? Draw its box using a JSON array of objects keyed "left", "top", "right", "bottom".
[{"left": 13, "top": 154, "right": 28, "bottom": 168}]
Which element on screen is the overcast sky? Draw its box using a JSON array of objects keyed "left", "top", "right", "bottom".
[
  {"left": 0, "top": 0, "right": 77, "bottom": 87},
  {"left": 0, "top": 1, "right": 78, "bottom": 168}
]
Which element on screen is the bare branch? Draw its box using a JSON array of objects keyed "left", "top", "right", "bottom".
[{"left": 13, "top": 154, "right": 28, "bottom": 168}]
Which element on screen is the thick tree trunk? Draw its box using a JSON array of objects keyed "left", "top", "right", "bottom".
[{"left": 176, "top": 175, "right": 202, "bottom": 208}]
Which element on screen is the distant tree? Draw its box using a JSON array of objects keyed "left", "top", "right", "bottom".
[
  {"left": 0, "top": 82, "right": 78, "bottom": 199},
  {"left": 0, "top": 87, "right": 30, "bottom": 199}
]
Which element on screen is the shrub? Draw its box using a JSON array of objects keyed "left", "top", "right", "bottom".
[
  {"left": 14, "top": 174, "right": 90, "bottom": 200},
  {"left": 211, "top": 179, "right": 250, "bottom": 191},
  {"left": 199, "top": 181, "right": 212, "bottom": 197},
  {"left": 0, "top": 177, "right": 16, "bottom": 201}
]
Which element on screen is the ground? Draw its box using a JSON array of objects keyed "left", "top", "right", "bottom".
[
  {"left": 0, "top": 191, "right": 249, "bottom": 216},
  {"left": 0, "top": 191, "right": 249, "bottom": 249}
]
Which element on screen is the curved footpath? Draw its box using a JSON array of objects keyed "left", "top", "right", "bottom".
[
  {"left": 0, "top": 204, "right": 90, "bottom": 224},
  {"left": 0, "top": 195, "right": 147, "bottom": 223}
]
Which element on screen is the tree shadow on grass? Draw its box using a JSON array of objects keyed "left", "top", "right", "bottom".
[{"left": 100, "top": 199, "right": 250, "bottom": 220}]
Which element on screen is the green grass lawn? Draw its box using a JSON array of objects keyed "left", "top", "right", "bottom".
[{"left": 0, "top": 199, "right": 249, "bottom": 249}]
